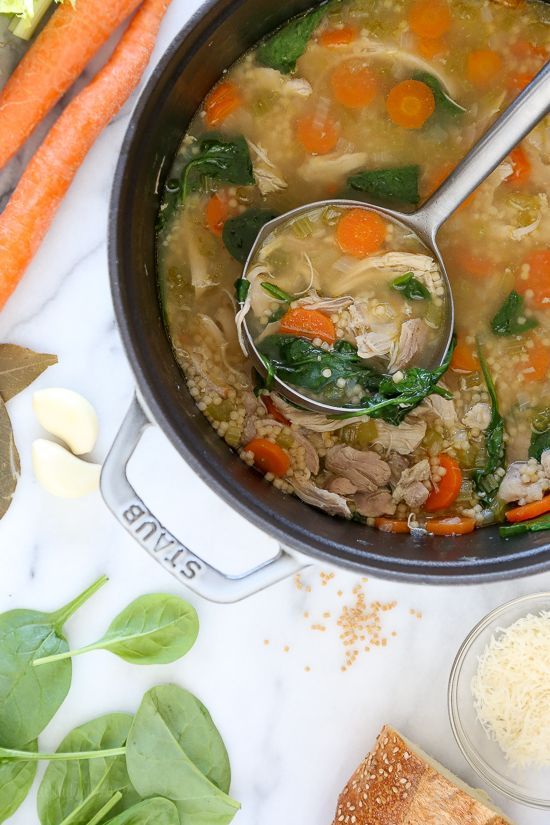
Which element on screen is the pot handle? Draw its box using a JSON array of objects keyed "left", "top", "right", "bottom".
[{"left": 100, "top": 396, "right": 308, "bottom": 603}]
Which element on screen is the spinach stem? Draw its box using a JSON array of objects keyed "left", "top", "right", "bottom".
[
  {"left": 85, "top": 792, "right": 123, "bottom": 825},
  {"left": 0, "top": 745, "right": 126, "bottom": 762},
  {"left": 50, "top": 575, "right": 109, "bottom": 630}
]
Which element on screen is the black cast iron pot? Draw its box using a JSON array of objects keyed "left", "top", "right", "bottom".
[{"left": 103, "top": 0, "right": 550, "bottom": 602}]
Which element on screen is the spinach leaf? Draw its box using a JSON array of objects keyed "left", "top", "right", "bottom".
[
  {"left": 256, "top": 4, "right": 327, "bottom": 74},
  {"left": 37, "top": 714, "right": 138, "bottom": 825},
  {"left": 0, "top": 575, "right": 107, "bottom": 748},
  {"left": 104, "top": 799, "right": 180, "bottom": 825},
  {"left": 0, "top": 739, "right": 37, "bottom": 824},
  {"left": 181, "top": 134, "right": 254, "bottom": 200},
  {"left": 391, "top": 272, "right": 431, "bottom": 301},
  {"left": 234, "top": 278, "right": 250, "bottom": 303},
  {"left": 33, "top": 594, "right": 198, "bottom": 667},
  {"left": 412, "top": 71, "right": 466, "bottom": 116},
  {"left": 491, "top": 290, "right": 538, "bottom": 336},
  {"left": 473, "top": 345, "right": 506, "bottom": 504},
  {"left": 258, "top": 335, "right": 381, "bottom": 403},
  {"left": 500, "top": 512, "right": 550, "bottom": 538},
  {"left": 126, "top": 685, "right": 239, "bottom": 825},
  {"left": 348, "top": 165, "right": 420, "bottom": 205},
  {"left": 222, "top": 208, "right": 278, "bottom": 263},
  {"left": 261, "top": 282, "right": 295, "bottom": 303},
  {"left": 529, "top": 429, "right": 550, "bottom": 462}
]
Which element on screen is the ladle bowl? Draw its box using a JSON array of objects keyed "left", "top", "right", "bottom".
[{"left": 240, "top": 62, "right": 550, "bottom": 416}]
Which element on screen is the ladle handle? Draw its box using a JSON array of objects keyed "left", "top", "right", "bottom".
[{"left": 411, "top": 61, "right": 550, "bottom": 243}]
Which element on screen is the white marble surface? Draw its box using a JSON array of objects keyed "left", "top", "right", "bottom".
[{"left": 1, "top": 2, "right": 550, "bottom": 823}]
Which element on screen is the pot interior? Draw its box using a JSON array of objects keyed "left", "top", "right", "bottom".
[{"left": 110, "top": 0, "right": 550, "bottom": 581}]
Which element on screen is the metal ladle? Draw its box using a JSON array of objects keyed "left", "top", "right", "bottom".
[{"left": 240, "top": 63, "right": 550, "bottom": 415}]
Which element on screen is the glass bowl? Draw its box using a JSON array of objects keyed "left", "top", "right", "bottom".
[{"left": 448, "top": 592, "right": 550, "bottom": 810}]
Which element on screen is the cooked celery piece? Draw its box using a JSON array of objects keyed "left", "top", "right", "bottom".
[
  {"left": 8, "top": 0, "right": 56, "bottom": 40},
  {"left": 291, "top": 215, "right": 314, "bottom": 239}
]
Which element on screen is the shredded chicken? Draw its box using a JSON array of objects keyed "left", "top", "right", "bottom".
[
  {"left": 325, "top": 445, "right": 391, "bottom": 492},
  {"left": 293, "top": 293, "right": 354, "bottom": 313},
  {"left": 355, "top": 489, "right": 396, "bottom": 518},
  {"left": 462, "top": 402, "right": 492, "bottom": 432},
  {"left": 392, "top": 460, "right": 431, "bottom": 509},
  {"left": 542, "top": 451, "right": 550, "bottom": 477},
  {"left": 413, "top": 394, "right": 458, "bottom": 429},
  {"left": 325, "top": 476, "right": 357, "bottom": 496},
  {"left": 389, "top": 319, "right": 427, "bottom": 372},
  {"left": 298, "top": 151, "right": 368, "bottom": 183},
  {"left": 182, "top": 205, "right": 213, "bottom": 289},
  {"left": 387, "top": 453, "right": 410, "bottom": 489},
  {"left": 235, "top": 264, "right": 272, "bottom": 354},
  {"left": 248, "top": 140, "right": 288, "bottom": 195},
  {"left": 356, "top": 325, "right": 398, "bottom": 361},
  {"left": 292, "top": 479, "right": 351, "bottom": 518},
  {"left": 498, "top": 461, "right": 550, "bottom": 504},
  {"left": 374, "top": 418, "right": 427, "bottom": 456},
  {"left": 293, "top": 429, "right": 320, "bottom": 475},
  {"left": 240, "top": 66, "right": 312, "bottom": 98},
  {"left": 269, "top": 394, "right": 375, "bottom": 432}
]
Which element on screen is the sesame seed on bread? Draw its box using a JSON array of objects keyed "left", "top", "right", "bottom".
[{"left": 332, "top": 726, "right": 515, "bottom": 825}]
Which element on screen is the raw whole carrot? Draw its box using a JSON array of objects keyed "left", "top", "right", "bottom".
[
  {"left": 245, "top": 438, "right": 290, "bottom": 477},
  {"left": 374, "top": 518, "right": 410, "bottom": 534},
  {"left": 451, "top": 338, "right": 478, "bottom": 372},
  {"left": 296, "top": 112, "right": 340, "bottom": 155},
  {"left": 467, "top": 49, "right": 503, "bottom": 89},
  {"left": 206, "top": 193, "right": 231, "bottom": 236},
  {"left": 279, "top": 307, "right": 336, "bottom": 345},
  {"left": 0, "top": 0, "right": 144, "bottom": 170},
  {"left": 515, "top": 249, "right": 550, "bottom": 307},
  {"left": 318, "top": 25, "right": 358, "bottom": 47},
  {"left": 426, "top": 517, "right": 476, "bottom": 536},
  {"left": 386, "top": 79, "right": 435, "bottom": 129},
  {"left": 204, "top": 81, "right": 242, "bottom": 127},
  {"left": 425, "top": 454, "right": 462, "bottom": 512},
  {"left": 330, "top": 61, "right": 378, "bottom": 109},
  {"left": 409, "top": 0, "right": 452, "bottom": 39},
  {"left": 522, "top": 339, "right": 550, "bottom": 383},
  {"left": 262, "top": 395, "right": 290, "bottom": 426},
  {"left": 0, "top": 0, "right": 170, "bottom": 310},
  {"left": 506, "top": 145, "right": 531, "bottom": 185},
  {"left": 506, "top": 494, "right": 550, "bottom": 523},
  {"left": 336, "top": 209, "right": 386, "bottom": 257}
]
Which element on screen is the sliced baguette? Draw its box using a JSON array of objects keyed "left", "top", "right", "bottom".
[{"left": 332, "top": 725, "right": 514, "bottom": 825}]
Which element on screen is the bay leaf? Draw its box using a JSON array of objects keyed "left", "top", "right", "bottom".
[
  {"left": 0, "top": 397, "right": 20, "bottom": 519},
  {"left": 0, "top": 345, "right": 57, "bottom": 402}
]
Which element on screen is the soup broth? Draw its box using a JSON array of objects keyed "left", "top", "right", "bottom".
[{"left": 158, "top": 0, "right": 550, "bottom": 535}]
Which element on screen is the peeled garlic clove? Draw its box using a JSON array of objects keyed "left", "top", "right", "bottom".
[
  {"left": 32, "top": 439, "right": 101, "bottom": 498},
  {"left": 33, "top": 388, "right": 99, "bottom": 455}
]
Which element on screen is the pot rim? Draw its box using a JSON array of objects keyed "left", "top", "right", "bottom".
[{"left": 108, "top": 0, "right": 550, "bottom": 584}]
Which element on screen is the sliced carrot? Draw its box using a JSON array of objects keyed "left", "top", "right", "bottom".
[
  {"left": 330, "top": 61, "right": 378, "bottom": 109},
  {"left": 515, "top": 249, "right": 550, "bottom": 308},
  {"left": 507, "top": 70, "right": 537, "bottom": 94},
  {"left": 425, "top": 454, "right": 462, "bottom": 512},
  {"left": 296, "top": 113, "right": 340, "bottom": 155},
  {"left": 457, "top": 251, "right": 494, "bottom": 279},
  {"left": 417, "top": 36, "right": 448, "bottom": 59},
  {"left": 375, "top": 518, "right": 410, "bottom": 534},
  {"left": 425, "top": 162, "right": 475, "bottom": 210},
  {"left": 279, "top": 307, "right": 336, "bottom": 345},
  {"left": 510, "top": 39, "right": 548, "bottom": 61},
  {"left": 0, "top": 0, "right": 143, "bottom": 171},
  {"left": 204, "top": 81, "right": 242, "bottom": 127},
  {"left": 451, "top": 338, "right": 478, "bottom": 372},
  {"left": 467, "top": 49, "right": 503, "bottom": 89},
  {"left": 245, "top": 438, "right": 290, "bottom": 477},
  {"left": 409, "top": 0, "right": 452, "bottom": 39},
  {"left": 0, "top": 0, "right": 169, "bottom": 311},
  {"left": 336, "top": 208, "right": 386, "bottom": 258},
  {"left": 506, "top": 494, "right": 550, "bottom": 524},
  {"left": 426, "top": 517, "right": 476, "bottom": 536},
  {"left": 319, "top": 25, "right": 358, "bottom": 47},
  {"left": 262, "top": 395, "right": 291, "bottom": 426},
  {"left": 522, "top": 339, "right": 550, "bottom": 383},
  {"left": 206, "top": 193, "right": 230, "bottom": 236},
  {"left": 386, "top": 79, "right": 435, "bottom": 129},
  {"left": 506, "top": 145, "right": 531, "bottom": 185}
]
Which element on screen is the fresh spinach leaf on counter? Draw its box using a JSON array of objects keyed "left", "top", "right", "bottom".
[
  {"left": 103, "top": 798, "right": 180, "bottom": 825},
  {"left": 348, "top": 165, "right": 421, "bottom": 206},
  {"left": 0, "top": 740, "right": 37, "bottom": 824},
  {"left": 0, "top": 575, "right": 107, "bottom": 748},
  {"left": 412, "top": 72, "right": 466, "bottom": 117},
  {"left": 500, "top": 512, "right": 550, "bottom": 538},
  {"left": 473, "top": 344, "right": 506, "bottom": 504},
  {"left": 223, "top": 208, "right": 279, "bottom": 263},
  {"left": 33, "top": 594, "right": 199, "bottom": 667},
  {"left": 391, "top": 272, "right": 431, "bottom": 301},
  {"left": 256, "top": 3, "right": 327, "bottom": 74},
  {"left": 37, "top": 714, "right": 138, "bottom": 825},
  {"left": 181, "top": 133, "right": 254, "bottom": 201},
  {"left": 126, "top": 684, "right": 239, "bottom": 825},
  {"left": 491, "top": 290, "right": 538, "bottom": 336}
]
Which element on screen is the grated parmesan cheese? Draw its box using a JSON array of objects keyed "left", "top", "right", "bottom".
[{"left": 471, "top": 611, "right": 550, "bottom": 767}]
